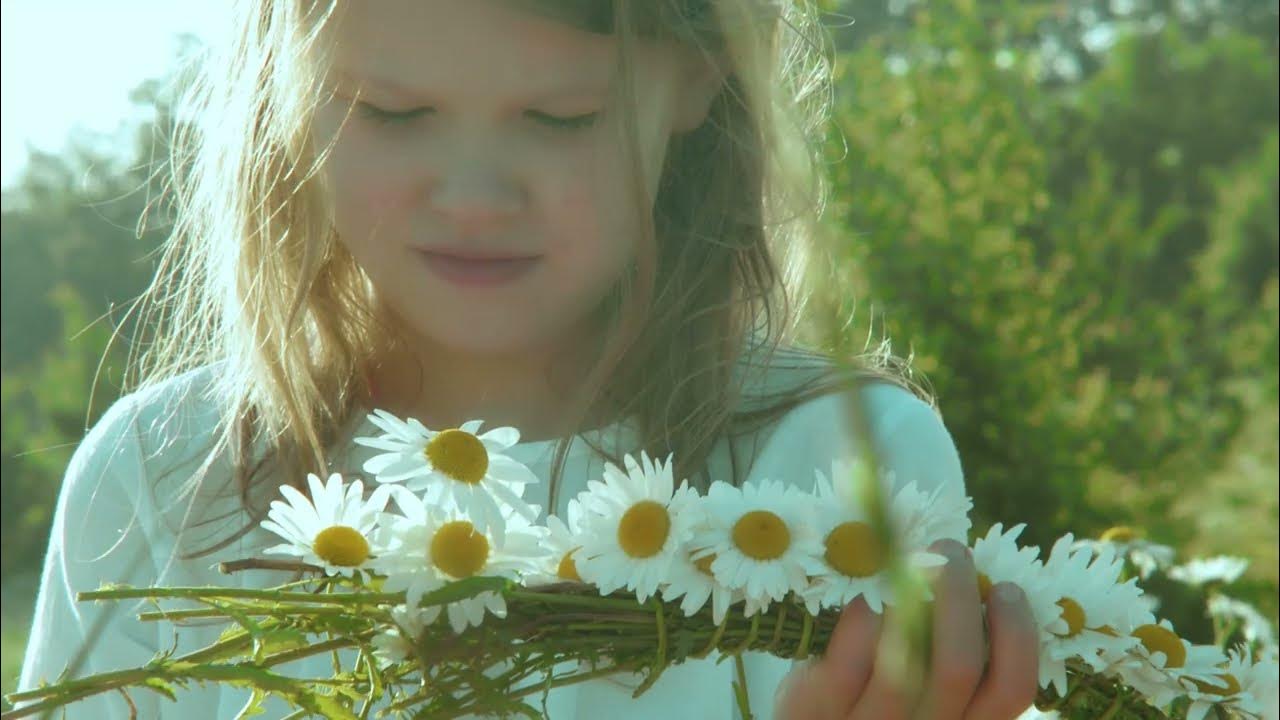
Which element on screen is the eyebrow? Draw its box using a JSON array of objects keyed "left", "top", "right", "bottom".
[{"left": 330, "top": 69, "right": 611, "bottom": 103}]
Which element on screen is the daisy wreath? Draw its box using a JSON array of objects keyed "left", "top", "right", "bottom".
[{"left": 5, "top": 409, "right": 1278, "bottom": 720}]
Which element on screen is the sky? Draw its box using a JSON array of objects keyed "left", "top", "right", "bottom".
[
  {"left": 0, "top": 0, "right": 221, "bottom": 189},
  {"left": 0, "top": 2, "right": 1123, "bottom": 192}
]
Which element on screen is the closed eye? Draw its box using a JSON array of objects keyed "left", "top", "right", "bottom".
[
  {"left": 356, "top": 102, "right": 430, "bottom": 125},
  {"left": 355, "top": 102, "right": 599, "bottom": 131}
]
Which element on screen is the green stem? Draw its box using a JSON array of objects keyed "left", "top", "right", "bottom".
[
  {"left": 794, "top": 610, "right": 815, "bottom": 660},
  {"left": 79, "top": 587, "right": 403, "bottom": 605},
  {"left": 732, "top": 653, "right": 754, "bottom": 720},
  {"left": 4, "top": 662, "right": 320, "bottom": 719},
  {"left": 693, "top": 617, "right": 730, "bottom": 659},
  {"left": 631, "top": 598, "right": 668, "bottom": 697},
  {"left": 507, "top": 590, "right": 651, "bottom": 611},
  {"left": 728, "top": 614, "right": 761, "bottom": 656},
  {"left": 138, "top": 606, "right": 356, "bottom": 622},
  {"left": 258, "top": 634, "right": 372, "bottom": 669},
  {"left": 765, "top": 602, "right": 789, "bottom": 653},
  {"left": 1097, "top": 693, "right": 1124, "bottom": 720}
]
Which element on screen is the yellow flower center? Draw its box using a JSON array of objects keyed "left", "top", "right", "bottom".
[
  {"left": 1190, "top": 673, "right": 1242, "bottom": 696},
  {"left": 976, "top": 572, "right": 993, "bottom": 602},
  {"left": 557, "top": 549, "right": 582, "bottom": 581},
  {"left": 1095, "top": 625, "right": 1120, "bottom": 637},
  {"left": 1100, "top": 526, "right": 1140, "bottom": 543},
  {"left": 616, "top": 501, "right": 671, "bottom": 558},
  {"left": 425, "top": 429, "right": 489, "bottom": 484},
  {"left": 430, "top": 520, "right": 490, "bottom": 578},
  {"left": 694, "top": 553, "right": 716, "bottom": 576},
  {"left": 732, "top": 510, "right": 791, "bottom": 561},
  {"left": 1055, "top": 597, "right": 1086, "bottom": 637},
  {"left": 1133, "top": 624, "right": 1186, "bottom": 668},
  {"left": 823, "top": 521, "right": 883, "bottom": 578},
  {"left": 312, "top": 525, "right": 371, "bottom": 567}
]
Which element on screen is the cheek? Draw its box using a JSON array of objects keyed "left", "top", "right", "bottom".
[
  {"left": 320, "top": 128, "right": 421, "bottom": 252},
  {"left": 541, "top": 145, "right": 642, "bottom": 276}
]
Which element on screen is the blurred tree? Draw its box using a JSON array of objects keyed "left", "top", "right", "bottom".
[
  {"left": 0, "top": 81, "right": 177, "bottom": 578},
  {"left": 829, "top": 0, "right": 1278, "bottom": 83},
  {"left": 811, "top": 1, "right": 1278, "bottom": 631}
]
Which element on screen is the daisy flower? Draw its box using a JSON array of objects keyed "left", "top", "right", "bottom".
[
  {"left": 1036, "top": 534, "right": 1153, "bottom": 696},
  {"left": 915, "top": 482, "right": 975, "bottom": 546},
  {"left": 806, "top": 457, "right": 973, "bottom": 544},
  {"left": 1073, "top": 526, "right": 1175, "bottom": 580},
  {"left": 260, "top": 472, "right": 392, "bottom": 576},
  {"left": 658, "top": 497, "right": 743, "bottom": 624},
  {"left": 371, "top": 604, "right": 435, "bottom": 666},
  {"left": 1113, "top": 619, "right": 1230, "bottom": 711},
  {"left": 524, "top": 498, "right": 587, "bottom": 586},
  {"left": 373, "top": 486, "right": 545, "bottom": 634},
  {"left": 662, "top": 544, "right": 741, "bottom": 625},
  {"left": 1168, "top": 556, "right": 1250, "bottom": 587},
  {"left": 1179, "top": 645, "right": 1266, "bottom": 720},
  {"left": 573, "top": 452, "right": 700, "bottom": 602},
  {"left": 1239, "top": 648, "right": 1279, "bottom": 720},
  {"left": 355, "top": 411, "right": 539, "bottom": 542},
  {"left": 970, "top": 524, "right": 1062, "bottom": 636},
  {"left": 691, "top": 479, "right": 825, "bottom": 614},
  {"left": 1208, "top": 594, "right": 1278, "bottom": 651},
  {"left": 799, "top": 463, "right": 950, "bottom": 615}
]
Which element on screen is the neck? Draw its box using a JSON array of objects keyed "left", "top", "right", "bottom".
[{"left": 364, "top": 324, "right": 607, "bottom": 443}]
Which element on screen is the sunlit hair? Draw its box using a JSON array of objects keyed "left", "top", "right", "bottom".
[{"left": 127, "top": 0, "right": 930, "bottom": 555}]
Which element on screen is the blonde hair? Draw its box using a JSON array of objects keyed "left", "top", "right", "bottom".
[{"left": 127, "top": 0, "right": 928, "bottom": 554}]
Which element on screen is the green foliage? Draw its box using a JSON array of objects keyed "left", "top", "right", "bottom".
[
  {"left": 811, "top": 2, "right": 1279, "bottom": 629},
  {"left": 0, "top": 151, "right": 164, "bottom": 578}
]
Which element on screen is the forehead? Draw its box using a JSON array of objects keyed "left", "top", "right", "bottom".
[{"left": 324, "top": 0, "right": 627, "bottom": 100}]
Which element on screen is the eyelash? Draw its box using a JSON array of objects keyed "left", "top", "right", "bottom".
[{"left": 355, "top": 103, "right": 599, "bottom": 131}]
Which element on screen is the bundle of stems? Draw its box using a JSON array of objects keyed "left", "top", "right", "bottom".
[{"left": 2, "top": 569, "right": 1235, "bottom": 720}]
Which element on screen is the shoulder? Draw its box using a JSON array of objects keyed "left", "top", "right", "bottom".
[
  {"left": 61, "top": 362, "right": 231, "bottom": 527},
  {"left": 53, "top": 360, "right": 265, "bottom": 577},
  {"left": 81, "top": 361, "right": 228, "bottom": 472},
  {"left": 730, "top": 346, "right": 965, "bottom": 497}
]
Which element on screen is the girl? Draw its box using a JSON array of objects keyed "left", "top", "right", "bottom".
[{"left": 18, "top": 1, "right": 1039, "bottom": 718}]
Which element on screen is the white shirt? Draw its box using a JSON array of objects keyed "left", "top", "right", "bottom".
[{"left": 18, "top": 361, "right": 965, "bottom": 719}]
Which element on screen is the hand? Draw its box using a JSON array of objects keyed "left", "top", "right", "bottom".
[{"left": 775, "top": 540, "right": 1040, "bottom": 720}]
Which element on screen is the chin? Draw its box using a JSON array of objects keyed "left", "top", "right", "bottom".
[{"left": 409, "top": 315, "right": 568, "bottom": 357}]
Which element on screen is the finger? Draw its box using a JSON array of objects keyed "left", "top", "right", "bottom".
[
  {"left": 964, "top": 582, "right": 1040, "bottom": 720},
  {"left": 848, "top": 609, "right": 914, "bottom": 720},
  {"left": 915, "top": 540, "right": 983, "bottom": 720},
  {"left": 774, "top": 660, "right": 833, "bottom": 720},
  {"left": 775, "top": 597, "right": 882, "bottom": 719}
]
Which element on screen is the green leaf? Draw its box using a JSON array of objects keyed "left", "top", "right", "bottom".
[
  {"left": 416, "top": 576, "right": 510, "bottom": 608},
  {"left": 139, "top": 677, "right": 178, "bottom": 702}
]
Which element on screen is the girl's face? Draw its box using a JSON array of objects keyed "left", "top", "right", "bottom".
[{"left": 313, "top": 0, "right": 720, "bottom": 356}]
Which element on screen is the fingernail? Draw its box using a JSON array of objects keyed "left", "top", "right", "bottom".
[
  {"left": 841, "top": 596, "right": 871, "bottom": 617},
  {"left": 994, "top": 582, "right": 1025, "bottom": 604},
  {"left": 930, "top": 539, "right": 970, "bottom": 562}
]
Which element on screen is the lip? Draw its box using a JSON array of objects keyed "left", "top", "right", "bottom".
[{"left": 413, "top": 249, "right": 542, "bottom": 288}]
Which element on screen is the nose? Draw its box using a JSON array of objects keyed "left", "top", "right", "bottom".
[{"left": 429, "top": 156, "right": 524, "bottom": 236}]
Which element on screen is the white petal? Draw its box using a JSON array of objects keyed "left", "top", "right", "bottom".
[
  {"left": 487, "top": 455, "right": 537, "bottom": 487},
  {"left": 487, "top": 478, "right": 538, "bottom": 521},
  {"left": 479, "top": 426, "right": 520, "bottom": 448},
  {"left": 377, "top": 462, "right": 433, "bottom": 484},
  {"left": 363, "top": 451, "right": 416, "bottom": 474}
]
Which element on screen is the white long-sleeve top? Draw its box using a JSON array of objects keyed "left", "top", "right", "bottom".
[{"left": 18, "top": 361, "right": 965, "bottom": 719}]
